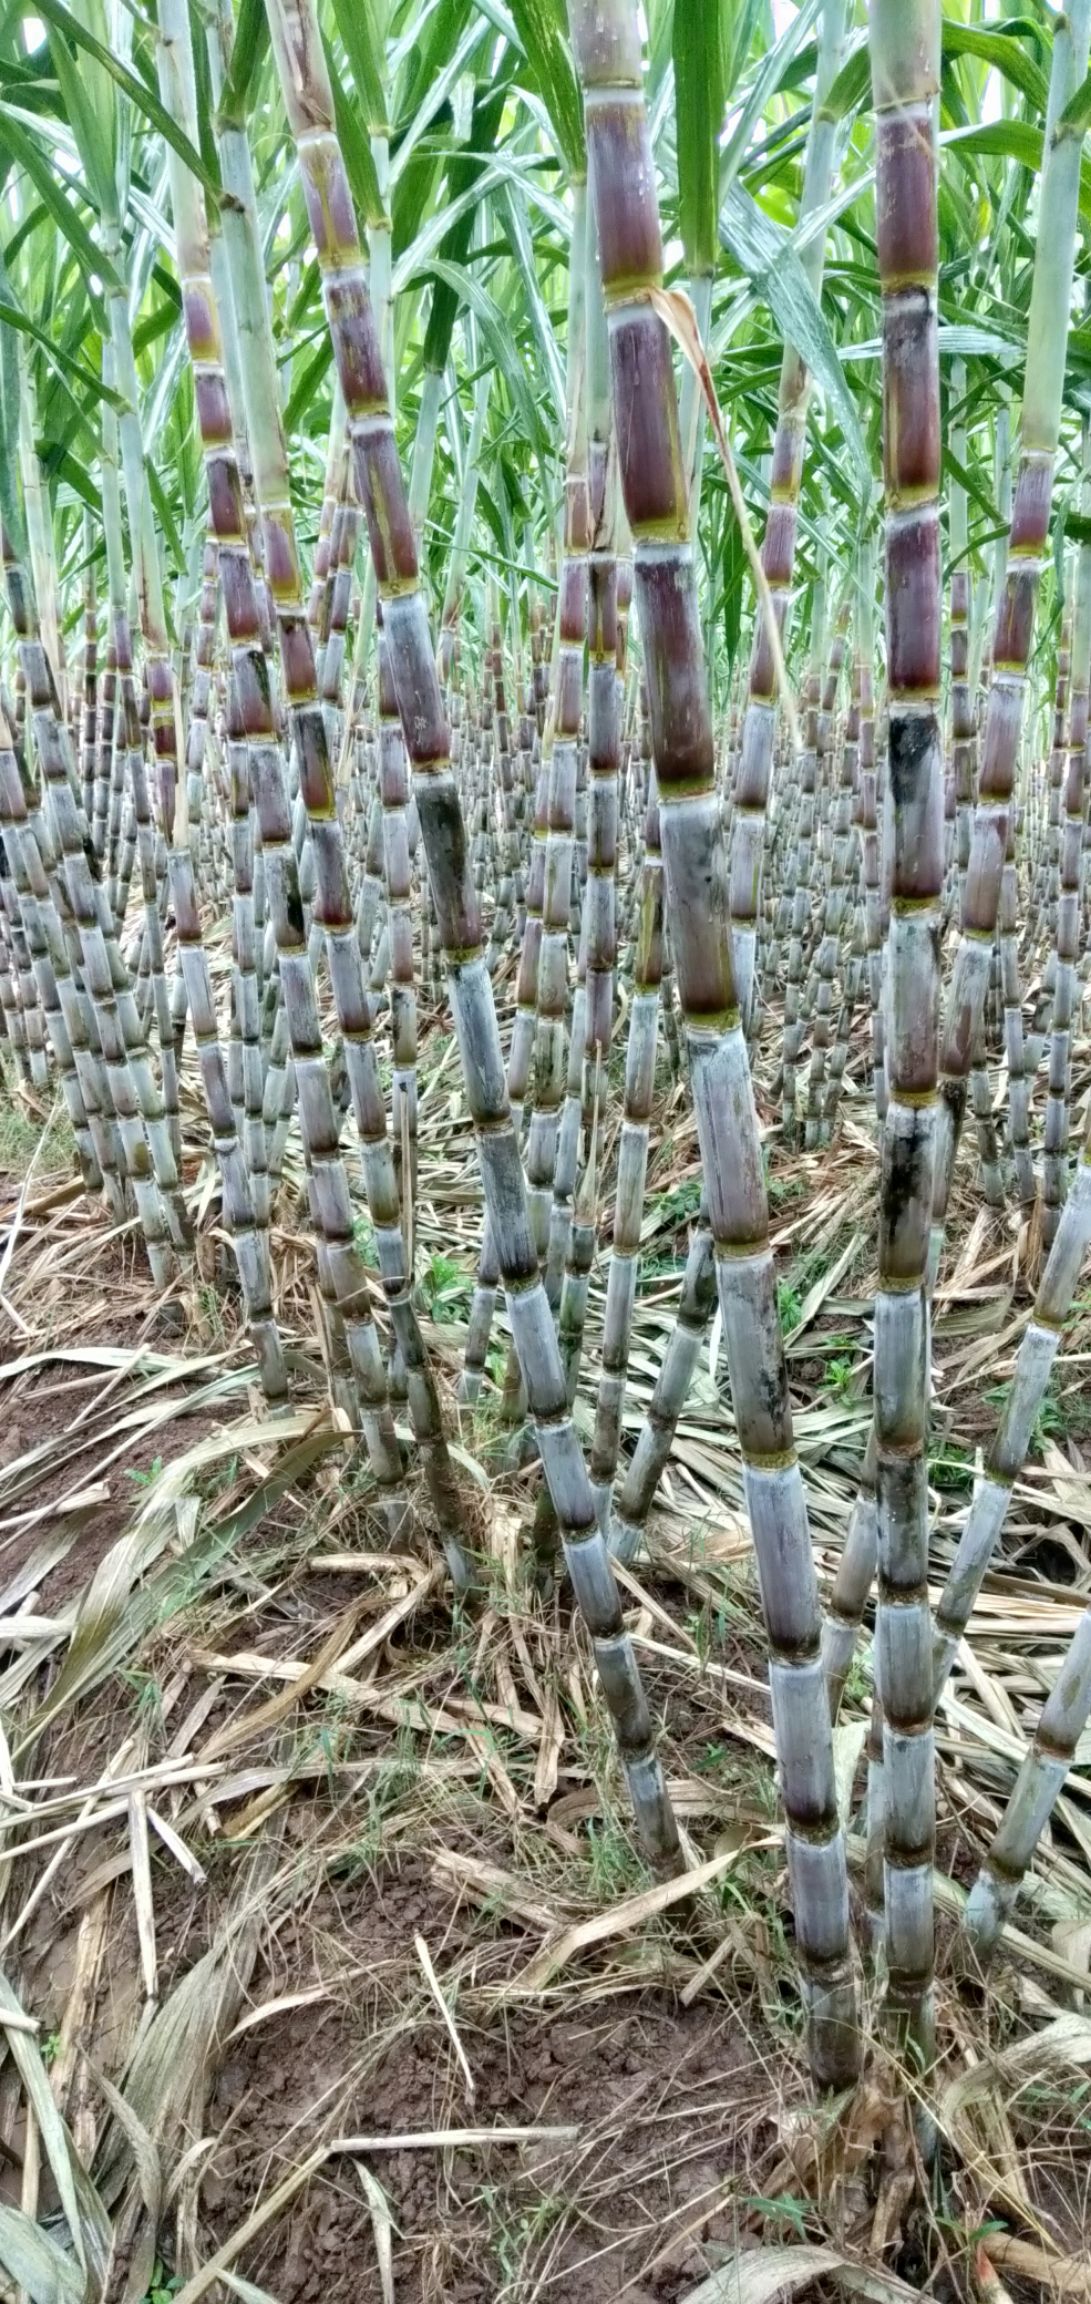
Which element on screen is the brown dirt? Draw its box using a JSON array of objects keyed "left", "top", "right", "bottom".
[
  {"left": 4, "top": 1120, "right": 1091, "bottom": 2304},
  {"left": 203, "top": 1856, "right": 766, "bottom": 2304}
]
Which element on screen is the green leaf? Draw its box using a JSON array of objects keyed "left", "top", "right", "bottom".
[
  {"left": 720, "top": 0, "right": 821, "bottom": 191},
  {"left": 329, "top": 0, "right": 387, "bottom": 133},
  {"left": 673, "top": 0, "right": 725, "bottom": 278},
  {"left": 44, "top": 18, "right": 117, "bottom": 229},
  {"left": 716, "top": 492, "right": 746, "bottom": 671},
  {"left": 0, "top": 107, "right": 119, "bottom": 289},
  {"left": 420, "top": 83, "right": 507, "bottom": 374},
  {"left": 325, "top": 32, "right": 384, "bottom": 225},
  {"left": 720, "top": 182, "right": 869, "bottom": 502},
  {"left": 824, "top": 35, "right": 869, "bottom": 125},
  {"left": 394, "top": 0, "right": 473, "bottom": 133},
  {"left": 1059, "top": 69, "right": 1091, "bottom": 137},
  {"left": 284, "top": 334, "right": 332, "bottom": 433},
  {"left": 0, "top": 283, "right": 25, "bottom": 554},
  {"left": 216, "top": 0, "right": 270, "bottom": 126},
  {"left": 943, "top": 119, "right": 1043, "bottom": 172},
  {"left": 0, "top": 294, "right": 120, "bottom": 405},
  {"left": 943, "top": 22, "right": 1050, "bottom": 118},
  {"left": 146, "top": 455, "right": 184, "bottom": 580},
  {"left": 421, "top": 255, "right": 554, "bottom": 462},
  {"left": 506, "top": 0, "right": 584, "bottom": 178},
  {"left": 26, "top": 0, "right": 221, "bottom": 201}
]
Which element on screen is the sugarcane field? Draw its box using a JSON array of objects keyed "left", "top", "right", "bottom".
[{"left": 11, "top": 0, "right": 1091, "bottom": 2294}]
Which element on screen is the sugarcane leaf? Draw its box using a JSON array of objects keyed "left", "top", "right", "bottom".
[
  {"left": 720, "top": 0, "right": 822, "bottom": 188},
  {"left": 284, "top": 333, "right": 332, "bottom": 432},
  {"left": 422, "top": 255, "right": 553, "bottom": 461},
  {"left": 0, "top": 107, "right": 118, "bottom": 288},
  {"left": 718, "top": 495, "right": 746, "bottom": 671},
  {"left": 26, "top": 0, "right": 220, "bottom": 199},
  {"left": 40, "top": 441, "right": 103, "bottom": 507},
  {"left": 943, "top": 21, "right": 1050, "bottom": 116},
  {"left": 943, "top": 119, "right": 1043, "bottom": 172},
  {"left": 44, "top": 17, "right": 117, "bottom": 227},
  {"left": 824, "top": 34, "right": 869, "bottom": 124},
  {"left": 216, "top": 0, "right": 270, "bottom": 123},
  {"left": 419, "top": 82, "right": 507, "bottom": 370},
  {"left": 329, "top": 0, "right": 387, "bottom": 134},
  {"left": 1059, "top": 69, "right": 1091, "bottom": 136},
  {"left": 506, "top": 0, "right": 584, "bottom": 177},
  {"left": 673, "top": 0, "right": 726, "bottom": 278},
  {"left": 0, "top": 1973, "right": 111, "bottom": 2289},
  {"left": 680, "top": 2242, "right": 918, "bottom": 2304},
  {"left": 326, "top": 39, "right": 385, "bottom": 227},
  {"left": 0, "top": 295, "right": 120, "bottom": 409},
  {"left": 392, "top": 0, "right": 488, "bottom": 180},
  {"left": 0, "top": 278, "right": 25, "bottom": 553},
  {"left": 394, "top": 0, "right": 472, "bottom": 124},
  {"left": 720, "top": 182, "right": 869, "bottom": 498},
  {"left": 146, "top": 455, "right": 184, "bottom": 576}
]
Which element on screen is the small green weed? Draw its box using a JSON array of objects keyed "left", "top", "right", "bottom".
[
  {"left": 776, "top": 1279, "right": 803, "bottom": 1331},
  {"left": 142, "top": 2266, "right": 181, "bottom": 2304},
  {"left": 842, "top": 1644, "right": 872, "bottom": 1709},
  {"left": 586, "top": 1813, "right": 644, "bottom": 1899},
  {"left": 0, "top": 1101, "right": 73, "bottom": 1176},
  {"left": 931, "top": 1443, "right": 974, "bottom": 1495},
  {"left": 655, "top": 1174, "right": 702, "bottom": 1226},
  {"left": 825, "top": 1355, "right": 856, "bottom": 1400},
  {"left": 421, "top": 1249, "right": 472, "bottom": 1320},
  {"left": 744, "top": 2194, "right": 812, "bottom": 2244},
  {"left": 126, "top": 1456, "right": 164, "bottom": 1488}
]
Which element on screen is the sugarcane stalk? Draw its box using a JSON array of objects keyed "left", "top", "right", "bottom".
[
  {"left": 569, "top": 0, "right": 859, "bottom": 2084},
  {"left": 155, "top": 0, "right": 289, "bottom": 1400},
  {"left": 728, "top": 0, "right": 850, "bottom": 1031},
  {"left": 805, "top": 598, "right": 852, "bottom": 1145},
  {"left": 963, "top": 1604, "right": 1091, "bottom": 1957},
  {"left": 266, "top": 0, "right": 683, "bottom": 1873},
  {"left": 2, "top": 524, "right": 186, "bottom": 1285},
  {"left": 869, "top": 0, "right": 945, "bottom": 2077},
  {"left": 1042, "top": 426, "right": 1091, "bottom": 1248},
  {"left": 931, "top": 0, "right": 1091, "bottom": 1289},
  {"left": 0, "top": 743, "right": 103, "bottom": 1195},
  {"left": 589, "top": 761, "right": 667, "bottom": 1521},
  {"left": 782, "top": 594, "right": 826, "bottom": 1139}
]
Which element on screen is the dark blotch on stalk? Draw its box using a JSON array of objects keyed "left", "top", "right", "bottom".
[
  {"left": 887, "top": 712, "right": 944, "bottom": 891},
  {"left": 296, "top": 709, "right": 333, "bottom": 813},
  {"left": 881, "top": 1111, "right": 932, "bottom": 1279},
  {"left": 993, "top": 570, "right": 1038, "bottom": 669},
  {"left": 1008, "top": 456, "right": 1053, "bottom": 553},
  {"left": 284, "top": 868, "right": 306, "bottom": 945},
  {"left": 415, "top": 779, "right": 481, "bottom": 953}
]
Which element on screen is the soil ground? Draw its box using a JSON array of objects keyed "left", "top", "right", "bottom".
[{"left": 2, "top": 1052, "right": 1090, "bottom": 2304}]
